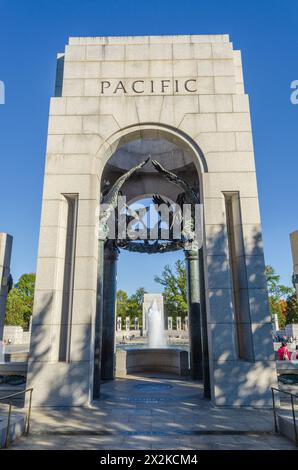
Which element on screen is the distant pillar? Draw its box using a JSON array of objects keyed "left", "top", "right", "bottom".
[
  {"left": 272, "top": 313, "right": 279, "bottom": 334},
  {"left": 101, "top": 241, "right": 118, "bottom": 380},
  {"left": 93, "top": 236, "right": 105, "bottom": 399},
  {"left": 29, "top": 315, "right": 33, "bottom": 333},
  {"left": 0, "top": 234, "right": 13, "bottom": 341},
  {"left": 117, "top": 316, "right": 122, "bottom": 332},
  {"left": 142, "top": 306, "right": 146, "bottom": 332},
  {"left": 185, "top": 248, "right": 203, "bottom": 380},
  {"left": 176, "top": 316, "right": 182, "bottom": 331},
  {"left": 168, "top": 317, "right": 173, "bottom": 331},
  {"left": 290, "top": 231, "right": 298, "bottom": 299},
  {"left": 199, "top": 248, "right": 211, "bottom": 398}
]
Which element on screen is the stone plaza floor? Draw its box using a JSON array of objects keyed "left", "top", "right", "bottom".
[{"left": 7, "top": 375, "right": 297, "bottom": 450}]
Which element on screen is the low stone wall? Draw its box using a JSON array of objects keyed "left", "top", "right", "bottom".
[
  {"left": 0, "top": 363, "right": 28, "bottom": 406},
  {"left": 3, "top": 326, "right": 31, "bottom": 345},
  {"left": 0, "top": 362, "right": 28, "bottom": 377},
  {"left": 0, "top": 411, "right": 26, "bottom": 448},
  {"left": 276, "top": 361, "right": 298, "bottom": 375},
  {"left": 3, "top": 326, "right": 24, "bottom": 344},
  {"left": 116, "top": 348, "right": 189, "bottom": 377},
  {"left": 4, "top": 352, "right": 29, "bottom": 363},
  {"left": 278, "top": 413, "right": 298, "bottom": 445}
]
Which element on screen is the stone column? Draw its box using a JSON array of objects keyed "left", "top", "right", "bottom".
[
  {"left": 272, "top": 313, "right": 279, "bottom": 334},
  {"left": 117, "top": 316, "right": 122, "bottom": 332},
  {"left": 185, "top": 248, "right": 203, "bottom": 380},
  {"left": 0, "top": 233, "right": 13, "bottom": 341},
  {"left": 199, "top": 248, "right": 211, "bottom": 398},
  {"left": 290, "top": 231, "right": 298, "bottom": 299},
  {"left": 101, "top": 241, "right": 118, "bottom": 380},
  {"left": 93, "top": 237, "right": 105, "bottom": 399}
]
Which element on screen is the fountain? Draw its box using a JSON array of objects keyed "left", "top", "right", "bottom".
[
  {"left": 115, "top": 293, "right": 188, "bottom": 377},
  {"left": 146, "top": 299, "right": 167, "bottom": 348}
]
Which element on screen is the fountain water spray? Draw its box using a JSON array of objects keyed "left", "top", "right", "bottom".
[{"left": 146, "top": 299, "right": 167, "bottom": 348}]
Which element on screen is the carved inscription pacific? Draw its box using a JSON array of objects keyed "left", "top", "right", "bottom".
[{"left": 99, "top": 78, "right": 198, "bottom": 95}]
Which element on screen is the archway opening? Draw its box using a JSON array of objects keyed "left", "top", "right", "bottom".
[
  {"left": 115, "top": 196, "right": 189, "bottom": 372},
  {"left": 97, "top": 129, "right": 210, "bottom": 399}
]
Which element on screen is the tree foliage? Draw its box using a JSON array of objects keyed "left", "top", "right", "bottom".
[
  {"left": 127, "top": 287, "right": 147, "bottom": 325},
  {"left": 265, "top": 265, "right": 296, "bottom": 328},
  {"left": 116, "top": 289, "right": 129, "bottom": 319},
  {"left": 154, "top": 259, "right": 187, "bottom": 325},
  {"left": 285, "top": 293, "right": 298, "bottom": 325},
  {"left": 116, "top": 287, "right": 147, "bottom": 326},
  {"left": 5, "top": 273, "right": 36, "bottom": 329}
]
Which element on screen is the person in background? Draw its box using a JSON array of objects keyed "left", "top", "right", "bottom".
[
  {"left": 277, "top": 342, "right": 291, "bottom": 361},
  {"left": 291, "top": 345, "right": 298, "bottom": 361}
]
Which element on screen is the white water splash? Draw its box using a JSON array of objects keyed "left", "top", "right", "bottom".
[{"left": 146, "top": 299, "right": 167, "bottom": 348}]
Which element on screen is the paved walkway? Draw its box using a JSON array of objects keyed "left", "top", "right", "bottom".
[{"left": 8, "top": 375, "right": 297, "bottom": 450}]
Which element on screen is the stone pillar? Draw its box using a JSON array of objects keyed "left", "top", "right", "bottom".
[
  {"left": 117, "top": 316, "right": 122, "bottom": 332},
  {"left": 168, "top": 317, "right": 173, "bottom": 331},
  {"left": 125, "top": 316, "right": 130, "bottom": 331},
  {"left": 0, "top": 234, "right": 13, "bottom": 341},
  {"left": 93, "top": 237, "right": 105, "bottom": 398},
  {"left": 199, "top": 248, "right": 211, "bottom": 398},
  {"left": 101, "top": 242, "right": 118, "bottom": 380},
  {"left": 176, "top": 316, "right": 181, "bottom": 331},
  {"left": 29, "top": 315, "right": 33, "bottom": 334},
  {"left": 272, "top": 313, "right": 279, "bottom": 334},
  {"left": 185, "top": 249, "right": 203, "bottom": 380},
  {"left": 142, "top": 305, "right": 146, "bottom": 332},
  {"left": 290, "top": 231, "right": 298, "bottom": 299}
]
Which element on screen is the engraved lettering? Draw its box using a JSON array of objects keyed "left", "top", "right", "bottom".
[
  {"left": 184, "top": 79, "right": 197, "bottom": 92},
  {"left": 100, "top": 81, "right": 111, "bottom": 94},
  {"left": 161, "top": 79, "right": 171, "bottom": 93},
  {"left": 132, "top": 80, "right": 145, "bottom": 93}
]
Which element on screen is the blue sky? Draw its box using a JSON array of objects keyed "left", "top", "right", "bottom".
[{"left": 0, "top": 0, "right": 297, "bottom": 295}]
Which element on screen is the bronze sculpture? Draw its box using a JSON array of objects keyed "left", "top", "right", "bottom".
[{"left": 99, "top": 157, "right": 201, "bottom": 253}]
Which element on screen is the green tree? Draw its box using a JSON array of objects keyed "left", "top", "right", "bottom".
[
  {"left": 127, "top": 287, "right": 147, "bottom": 326},
  {"left": 116, "top": 289, "right": 129, "bottom": 322},
  {"left": 154, "top": 259, "right": 187, "bottom": 326},
  {"left": 265, "top": 265, "right": 294, "bottom": 328},
  {"left": 116, "top": 287, "right": 147, "bottom": 328},
  {"left": 130, "top": 287, "right": 147, "bottom": 307},
  {"left": 5, "top": 273, "right": 36, "bottom": 329},
  {"left": 285, "top": 293, "right": 298, "bottom": 325}
]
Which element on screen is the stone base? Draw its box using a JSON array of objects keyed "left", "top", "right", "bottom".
[
  {"left": 26, "top": 361, "right": 93, "bottom": 407},
  {"left": 278, "top": 413, "right": 298, "bottom": 445},
  {"left": 276, "top": 360, "right": 298, "bottom": 375},
  {"left": 115, "top": 348, "right": 189, "bottom": 377},
  {"left": 0, "top": 412, "right": 26, "bottom": 449},
  {"left": 211, "top": 360, "right": 278, "bottom": 407}
]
